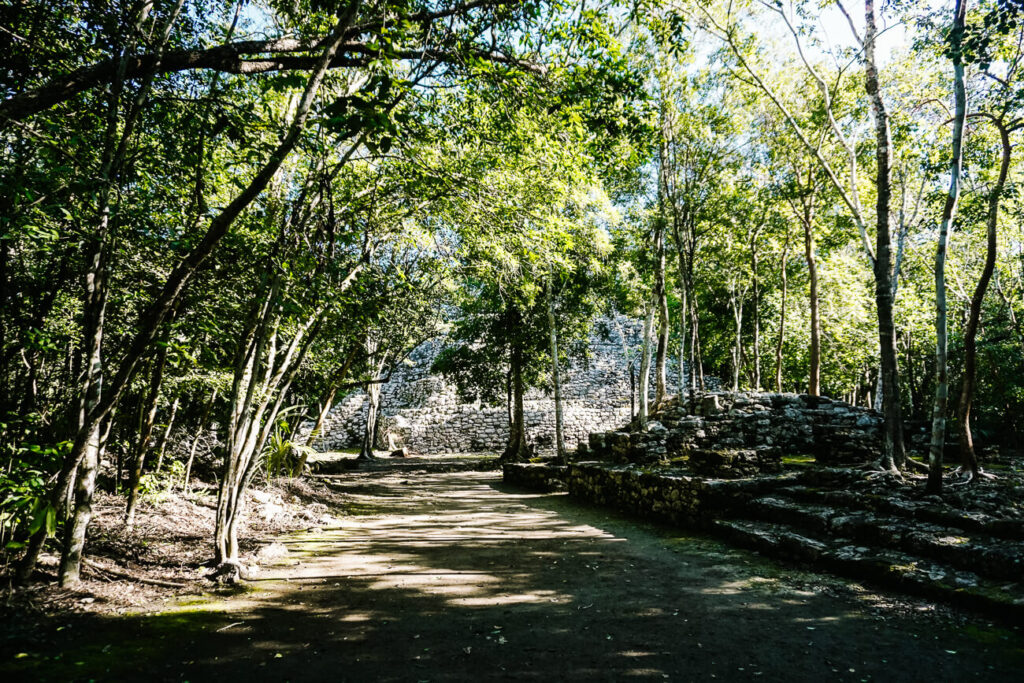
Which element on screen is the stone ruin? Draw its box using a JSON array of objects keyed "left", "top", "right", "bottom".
[
  {"left": 303, "top": 319, "right": 667, "bottom": 454},
  {"left": 581, "top": 391, "right": 884, "bottom": 477}
]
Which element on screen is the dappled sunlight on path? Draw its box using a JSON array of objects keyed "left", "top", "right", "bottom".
[{"left": 5, "top": 469, "right": 1023, "bottom": 682}]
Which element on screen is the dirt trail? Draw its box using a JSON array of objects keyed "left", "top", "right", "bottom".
[{"left": 5, "top": 468, "right": 1023, "bottom": 681}]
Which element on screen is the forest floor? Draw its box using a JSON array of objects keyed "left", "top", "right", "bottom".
[{"left": 2, "top": 456, "right": 1024, "bottom": 681}]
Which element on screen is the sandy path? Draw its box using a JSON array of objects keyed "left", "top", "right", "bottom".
[{"left": 6, "top": 469, "right": 1023, "bottom": 681}]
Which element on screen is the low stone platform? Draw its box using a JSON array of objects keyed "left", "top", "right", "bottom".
[
  {"left": 503, "top": 461, "right": 1024, "bottom": 619},
  {"left": 581, "top": 391, "right": 885, "bottom": 472}
]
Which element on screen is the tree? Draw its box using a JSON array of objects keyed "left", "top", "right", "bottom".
[{"left": 927, "top": 0, "right": 969, "bottom": 494}]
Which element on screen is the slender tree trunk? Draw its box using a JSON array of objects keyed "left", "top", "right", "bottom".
[
  {"left": 801, "top": 193, "right": 821, "bottom": 397},
  {"left": 57, "top": 423, "right": 100, "bottom": 587},
  {"left": 751, "top": 230, "right": 761, "bottom": 391},
  {"left": 216, "top": 291, "right": 324, "bottom": 567},
  {"left": 307, "top": 387, "right": 338, "bottom": 448},
  {"left": 678, "top": 288, "right": 687, "bottom": 399},
  {"left": 958, "top": 118, "right": 1011, "bottom": 479},
  {"left": 637, "top": 298, "right": 655, "bottom": 429},
  {"left": 183, "top": 388, "right": 218, "bottom": 492},
  {"left": 305, "top": 345, "right": 360, "bottom": 449},
  {"left": 125, "top": 339, "right": 170, "bottom": 528},
  {"left": 547, "top": 282, "right": 565, "bottom": 462},
  {"left": 358, "top": 348, "right": 389, "bottom": 461},
  {"left": 503, "top": 342, "right": 530, "bottom": 462},
  {"left": 55, "top": 220, "right": 108, "bottom": 586},
  {"left": 866, "top": 0, "right": 906, "bottom": 471},
  {"left": 360, "top": 380, "right": 382, "bottom": 459},
  {"left": 775, "top": 230, "right": 790, "bottom": 392},
  {"left": 928, "top": 0, "right": 967, "bottom": 494},
  {"left": 154, "top": 395, "right": 179, "bottom": 474},
  {"left": 692, "top": 302, "right": 704, "bottom": 391},
  {"left": 729, "top": 287, "right": 743, "bottom": 391},
  {"left": 613, "top": 315, "right": 635, "bottom": 418},
  {"left": 654, "top": 225, "right": 669, "bottom": 407}
]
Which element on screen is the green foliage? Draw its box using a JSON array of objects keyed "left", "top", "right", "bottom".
[{"left": 0, "top": 425, "right": 68, "bottom": 548}]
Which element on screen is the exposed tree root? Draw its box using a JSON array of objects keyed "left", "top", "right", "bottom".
[
  {"left": 83, "top": 558, "right": 186, "bottom": 588},
  {"left": 207, "top": 561, "right": 245, "bottom": 585},
  {"left": 950, "top": 466, "right": 998, "bottom": 487},
  {"left": 903, "top": 457, "right": 930, "bottom": 473}
]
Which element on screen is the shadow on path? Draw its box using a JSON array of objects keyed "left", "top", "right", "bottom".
[{"left": 4, "top": 470, "right": 1023, "bottom": 682}]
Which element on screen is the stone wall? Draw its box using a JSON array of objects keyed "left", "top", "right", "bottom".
[
  {"left": 304, "top": 319, "right": 673, "bottom": 454},
  {"left": 580, "top": 391, "right": 884, "bottom": 474},
  {"left": 503, "top": 462, "right": 770, "bottom": 526}
]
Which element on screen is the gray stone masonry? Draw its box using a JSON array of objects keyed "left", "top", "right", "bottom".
[
  {"left": 580, "top": 391, "right": 884, "bottom": 475},
  {"left": 301, "top": 318, "right": 673, "bottom": 454}
]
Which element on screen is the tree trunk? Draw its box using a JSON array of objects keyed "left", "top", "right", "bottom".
[
  {"left": 751, "top": 229, "right": 761, "bottom": 391},
  {"left": 503, "top": 342, "right": 530, "bottom": 462},
  {"left": 57, "top": 422, "right": 101, "bottom": 587},
  {"left": 866, "top": 0, "right": 906, "bottom": 471},
  {"left": 678, "top": 288, "right": 687, "bottom": 400},
  {"left": 183, "top": 388, "right": 218, "bottom": 492},
  {"left": 801, "top": 191, "right": 821, "bottom": 397},
  {"left": 154, "top": 395, "right": 179, "bottom": 474},
  {"left": 54, "top": 219, "right": 108, "bottom": 586},
  {"left": 125, "top": 338, "right": 170, "bottom": 528},
  {"left": 358, "top": 335, "right": 389, "bottom": 460},
  {"left": 927, "top": 0, "right": 967, "bottom": 494},
  {"left": 216, "top": 288, "right": 325, "bottom": 567},
  {"left": 654, "top": 225, "right": 669, "bottom": 408},
  {"left": 547, "top": 282, "right": 565, "bottom": 462},
  {"left": 730, "top": 289, "right": 743, "bottom": 392},
  {"left": 360, "top": 378, "right": 382, "bottom": 459},
  {"left": 775, "top": 230, "right": 790, "bottom": 392},
  {"left": 307, "top": 387, "right": 338, "bottom": 449},
  {"left": 957, "top": 117, "right": 1010, "bottom": 479},
  {"left": 637, "top": 298, "right": 655, "bottom": 430}
]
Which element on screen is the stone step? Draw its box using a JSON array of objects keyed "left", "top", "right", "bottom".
[
  {"left": 712, "top": 519, "right": 1024, "bottom": 619},
  {"left": 740, "top": 495, "right": 1024, "bottom": 581},
  {"left": 743, "top": 496, "right": 835, "bottom": 534},
  {"left": 777, "top": 483, "right": 1024, "bottom": 540}
]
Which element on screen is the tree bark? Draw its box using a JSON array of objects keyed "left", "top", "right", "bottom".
[
  {"left": 637, "top": 298, "right": 655, "bottom": 429},
  {"left": 957, "top": 117, "right": 1011, "bottom": 479},
  {"left": 775, "top": 229, "right": 790, "bottom": 392},
  {"left": 57, "top": 422, "right": 100, "bottom": 587},
  {"left": 730, "top": 287, "right": 743, "bottom": 392},
  {"left": 183, "top": 388, "right": 218, "bottom": 492},
  {"left": 360, "top": 378, "right": 382, "bottom": 459},
  {"left": 503, "top": 341, "right": 530, "bottom": 462},
  {"left": 547, "top": 281, "right": 566, "bottom": 462},
  {"left": 751, "top": 225, "right": 762, "bottom": 391},
  {"left": 654, "top": 211, "right": 669, "bottom": 407},
  {"left": 358, "top": 337, "right": 388, "bottom": 460},
  {"left": 154, "top": 395, "right": 180, "bottom": 474},
  {"left": 796, "top": 175, "right": 822, "bottom": 397},
  {"left": 125, "top": 338, "right": 170, "bottom": 528},
  {"left": 305, "top": 345, "right": 360, "bottom": 448},
  {"left": 866, "top": 0, "right": 906, "bottom": 472},
  {"left": 927, "top": 0, "right": 968, "bottom": 494}
]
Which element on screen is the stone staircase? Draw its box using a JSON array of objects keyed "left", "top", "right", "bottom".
[
  {"left": 714, "top": 468, "right": 1024, "bottom": 616},
  {"left": 504, "top": 461, "right": 1024, "bottom": 618}
]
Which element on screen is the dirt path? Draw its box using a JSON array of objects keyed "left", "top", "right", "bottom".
[{"left": 5, "top": 469, "right": 1024, "bottom": 681}]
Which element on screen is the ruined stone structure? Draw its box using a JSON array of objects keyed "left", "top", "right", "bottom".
[
  {"left": 582, "top": 391, "right": 884, "bottom": 476},
  {"left": 503, "top": 459, "right": 1024, "bottom": 617},
  {"left": 305, "top": 319, "right": 669, "bottom": 454}
]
